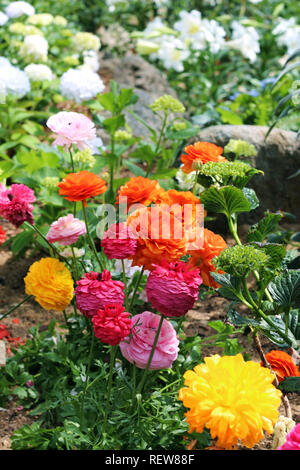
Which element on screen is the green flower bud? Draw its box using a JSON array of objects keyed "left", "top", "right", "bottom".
[
  {"left": 199, "top": 161, "right": 253, "bottom": 179},
  {"left": 114, "top": 129, "right": 133, "bottom": 141},
  {"left": 136, "top": 39, "right": 160, "bottom": 55},
  {"left": 73, "top": 148, "right": 96, "bottom": 167},
  {"left": 43, "top": 176, "right": 59, "bottom": 189},
  {"left": 150, "top": 95, "right": 185, "bottom": 114},
  {"left": 172, "top": 121, "right": 188, "bottom": 131},
  {"left": 224, "top": 139, "right": 257, "bottom": 158},
  {"left": 213, "top": 245, "right": 269, "bottom": 278}
]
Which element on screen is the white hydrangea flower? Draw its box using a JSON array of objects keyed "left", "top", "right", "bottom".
[
  {"left": 73, "top": 32, "right": 101, "bottom": 52},
  {"left": 228, "top": 21, "right": 260, "bottom": 63},
  {"left": 0, "top": 62, "right": 30, "bottom": 98},
  {"left": 24, "top": 63, "right": 53, "bottom": 82},
  {"left": 27, "top": 13, "right": 54, "bottom": 25},
  {"left": 53, "top": 16, "right": 67, "bottom": 26},
  {"left": 20, "top": 34, "right": 49, "bottom": 61},
  {"left": 0, "top": 80, "right": 6, "bottom": 103},
  {"left": 85, "top": 136, "right": 106, "bottom": 155},
  {"left": 0, "top": 56, "right": 12, "bottom": 68},
  {"left": 81, "top": 50, "right": 100, "bottom": 72},
  {"left": 59, "top": 68, "right": 105, "bottom": 103},
  {"left": 157, "top": 37, "right": 190, "bottom": 72},
  {"left": 0, "top": 11, "right": 9, "bottom": 25},
  {"left": 248, "top": 0, "right": 262, "bottom": 3},
  {"left": 176, "top": 166, "right": 202, "bottom": 192},
  {"left": 5, "top": 1, "right": 35, "bottom": 18}
]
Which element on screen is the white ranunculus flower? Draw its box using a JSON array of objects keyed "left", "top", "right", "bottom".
[
  {"left": 20, "top": 34, "right": 48, "bottom": 61},
  {"left": 24, "top": 63, "right": 53, "bottom": 82},
  {"left": 0, "top": 63, "right": 30, "bottom": 98},
  {"left": 0, "top": 11, "right": 9, "bottom": 25},
  {"left": 5, "top": 1, "right": 35, "bottom": 18},
  {"left": 59, "top": 68, "right": 105, "bottom": 103},
  {"left": 157, "top": 37, "right": 190, "bottom": 72}
]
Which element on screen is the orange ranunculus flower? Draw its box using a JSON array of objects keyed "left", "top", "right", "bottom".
[
  {"left": 157, "top": 189, "right": 206, "bottom": 229},
  {"left": 127, "top": 205, "right": 187, "bottom": 270},
  {"left": 58, "top": 170, "right": 107, "bottom": 206},
  {"left": 187, "top": 228, "right": 227, "bottom": 288},
  {"left": 264, "top": 350, "right": 300, "bottom": 383},
  {"left": 180, "top": 141, "right": 227, "bottom": 174},
  {"left": 116, "top": 176, "right": 162, "bottom": 212},
  {"left": 24, "top": 258, "right": 74, "bottom": 311}
]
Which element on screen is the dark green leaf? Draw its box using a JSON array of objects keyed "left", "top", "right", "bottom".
[{"left": 200, "top": 186, "right": 252, "bottom": 217}]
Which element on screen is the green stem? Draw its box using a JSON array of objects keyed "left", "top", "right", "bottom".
[
  {"left": 136, "top": 314, "right": 164, "bottom": 395},
  {"left": 0, "top": 295, "right": 32, "bottom": 321},
  {"left": 80, "top": 331, "right": 95, "bottom": 429},
  {"left": 102, "top": 345, "right": 117, "bottom": 437},
  {"left": 121, "top": 259, "right": 129, "bottom": 311},
  {"left": 129, "top": 267, "right": 145, "bottom": 311},
  {"left": 242, "top": 278, "right": 292, "bottom": 346},
  {"left": 146, "top": 112, "right": 168, "bottom": 177},
  {"left": 81, "top": 202, "right": 105, "bottom": 272},
  {"left": 71, "top": 246, "right": 79, "bottom": 281},
  {"left": 63, "top": 309, "right": 68, "bottom": 326},
  {"left": 69, "top": 148, "right": 75, "bottom": 173},
  {"left": 192, "top": 170, "right": 199, "bottom": 195}
]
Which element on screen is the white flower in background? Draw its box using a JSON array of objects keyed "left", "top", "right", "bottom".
[
  {"left": 273, "top": 18, "right": 296, "bottom": 36},
  {"left": 273, "top": 18, "right": 300, "bottom": 55},
  {"left": 53, "top": 16, "right": 67, "bottom": 26},
  {"left": 248, "top": 0, "right": 262, "bottom": 3},
  {"left": 0, "top": 61, "right": 30, "bottom": 98},
  {"left": 114, "top": 259, "right": 149, "bottom": 278},
  {"left": 59, "top": 68, "right": 105, "bottom": 103},
  {"left": 60, "top": 247, "right": 85, "bottom": 258},
  {"left": 157, "top": 37, "right": 190, "bottom": 72},
  {"left": 0, "top": 80, "right": 7, "bottom": 103},
  {"left": 143, "top": 16, "right": 166, "bottom": 36},
  {"left": 174, "top": 10, "right": 203, "bottom": 44},
  {"left": 153, "top": 0, "right": 169, "bottom": 7},
  {"left": 20, "top": 35, "right": 48, "bottom": 61},
  {"left": 136, "top": 39, "right": 160, "bottom": 55},
  {"left": 9, "top": 22, "right": 43, "bottom": 35},
  {"left": 228, "top": 21, "right": 260, "bottom": 62},
  {"left": 0, "top": 11, "right": 8, "bottom": 25},
  {"left": 85, "top": 136, "right": 106, "bottom": 155},
  {"left": 202, "top": 0, "right": 222, "bottom": 5},
  {"left": 5, "top": 1, "right": 35, "bottom": 18},
  {"left": 73, "top": 32, "right": 101, "bottom": 52},
  {"left": 24, "top": 63, "right": 53, "bottom": 82},
  {"left": 176, "top": 166, "right": 202, "bottom": 192},
  {"left": 27, "top": 13, "right": 54, "bottom": 25},
  {"left": 200, "top": 19, "right": 226, "bottom": 54},
  {"left": 81, "top": 50, "right": 100, "bottom": 72}
]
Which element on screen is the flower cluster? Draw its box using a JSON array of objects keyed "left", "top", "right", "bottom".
[{"left": 59, "top": 68, "right": 105, "bottom": 103}]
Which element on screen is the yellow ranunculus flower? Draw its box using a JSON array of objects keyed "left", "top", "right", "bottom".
[
  {"left": 179, "top": 354, "right": 282, "bottom": 449},
  {"left": 24, "top": 258, "right": 74, "bottom": 311}
]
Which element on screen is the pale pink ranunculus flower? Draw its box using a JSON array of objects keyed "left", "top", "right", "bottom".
[
  {"left": 46, "top": 111, "right": 97, "bottom": 151},
  {"left": 119, "top": 311, "right": 179, "bottom": 370},
  {"left": 46, "top": 213, "right": 86, "bottom": 245}
]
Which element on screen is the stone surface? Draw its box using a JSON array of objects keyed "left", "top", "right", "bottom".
[
  {"left": 98, "top": 54, "right": 179, "bottom": 141},
  {"left": 194, "top": 125, "right": 300, "bottom": 222},
  {"left": 0, "top": 340, "right": 6, "bottom": 366}
]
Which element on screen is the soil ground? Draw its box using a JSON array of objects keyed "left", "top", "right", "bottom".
[{"left": 0, "top": 219, "right": 299, "bottom": 451}]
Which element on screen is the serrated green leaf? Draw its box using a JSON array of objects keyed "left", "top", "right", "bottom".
[
  {"left": 242, "top": 187, "right": 259, "bottom": 210},
  {"left": 247, "top": 212, "right": 283, "bottom": 242},
  {"left": 279, "top": 377, "right": 300, "bottom": 394},
  {"left": 268, "top": 270, "right": 300, "bottom": 309},
  {"left": 200, "top": 185, "right": 252, "bottom": 217}
]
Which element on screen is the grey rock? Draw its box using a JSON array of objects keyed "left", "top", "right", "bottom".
[
  {"left": 195, "top": 125, "right": 300, "bottom": 222},
  {"left": 98, "top": 54, "right": 179, "bottom": 141}
]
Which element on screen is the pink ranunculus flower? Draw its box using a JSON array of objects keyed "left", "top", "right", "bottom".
[
  {"left": 0, "top": 183, "right": 35, "bottom": 227},
  {"left": 119, "top": 311, "right": 179, "bottom": 370},
  {"left": 101, "top": 222, "right": 138, "bottom": 260},
  {"left": 46, "top": 213, "right": 86, "bottom": 246},
  {"left": 75, "top": 270, "right": 125, "bottom": 317},
  {"left": 146, "top": 260, "right": 202, "bottom": 317},
  {"left": 278, "top": 423, "right": 300, "bottom": 450},
  {"left": 46, "top": 111, "right": 97, "bottom": 151}
]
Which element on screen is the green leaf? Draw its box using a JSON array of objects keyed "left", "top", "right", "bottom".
[
  {"left": 227, "top": 308, "right": 260, "bottom": 327},
  {"left": 216, "top": 107, "right": 243, "bottom": 125},
  {"left": 278, "top": 377, "right": 300, "bottom": 394},
  {"left": 242, "top": 187, "right": 259, "bottom": 210},
  {"left": 247, "top": 212, "right": 283, "bottom": 242},
  {"left": 117, "top": 88, "right": 139, "bottom": 110},
  {"left": 123, "top": 160, "right": 146, "bottom": 176},
  {"left": 268, "top": 270, "right": 300, "bottom": 309},
  {"left": 98, "top": 92, "right": 115, "bottom": 113},
  {"left": 200, "top": 185, "right": 252, "bottom": 217},
  {"left": 165, "top": 125, "right": 200, "bottom": 140},
  {"left": 11, "top": 230, "right": 34, "bottom": 255},
  {"left": 102, "top": 115, "right": 125, "bottom": 134}
]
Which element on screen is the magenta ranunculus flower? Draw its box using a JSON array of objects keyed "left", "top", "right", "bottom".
[
  {"left": 92, "top": 303, "right": 132, "bottom": 346},
  {"left": 46, "top": 111, "right": 97, "bottom": 151},
  {"left": 101, "top": 222, "right": 137, "bottom": 260},
  {"left": 119, "top": 311, "right": 179, "bottom": 370},
  {"left": 0, "top": 183, "right": 35, "bottom": 227},
  {"left": 75, "top": 270, "right": 125, "bottom": 317},
  {"left": 146, "top": 260, "right": 202, "bottom": 317},
  {"left": 278, "top": 423, "right": 300, "bottom": 450},
  {"left": 46, "top": 213, "right": 86, "bottom": 246}
]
